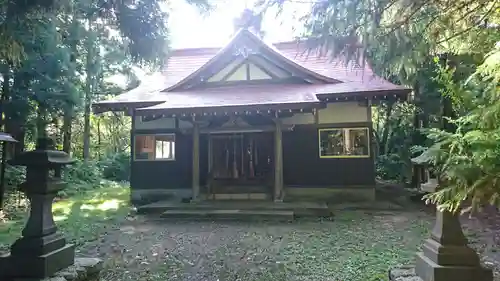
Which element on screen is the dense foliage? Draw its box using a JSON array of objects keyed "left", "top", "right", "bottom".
[
  {"left": 0, "top": 0, "right": 211, "bottom": 210},
  {"left": 413, "top": 46, "right": 500, "bottom": 212},
  {"left": 0, "top": 0, "right": 498, "bottom": 214},
  {"left": 0, "top": 0, "right": 211, "bottom": 64},
  {"left": 261, "top": 0, "right": 500, "bottom": 211}
]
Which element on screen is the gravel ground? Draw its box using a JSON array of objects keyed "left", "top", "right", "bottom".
[
  {"left": 3, "top": 186, "right": 500, "bottom": 281},
  {"left": 79, "top": 210, "right": 432, "bottom": 281}
]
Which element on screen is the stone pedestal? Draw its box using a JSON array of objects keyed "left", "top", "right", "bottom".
[
  {"left": 5, "top": 257, "right": 103, "bottom": 281},
  {"left": 415, "top": 210, "right": 492, "bottom": 281},
  {"left": 0, "top": 138, "right": 76, "bottom": 280},
  {"left": 389, "top": 266, "right": 422, "bottom": 281}
]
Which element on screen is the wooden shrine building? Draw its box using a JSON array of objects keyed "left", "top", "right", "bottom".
[{"left": 93, "top": 29, "right": 411, "bottom": 204}]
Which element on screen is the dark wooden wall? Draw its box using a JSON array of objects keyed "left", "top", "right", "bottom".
[
  {"left": 282, "top": 124, "right": 375, "bottom": 187},
  {"left": 131, "top": 130, "right": 193, "bottom": 190},
  {"left": 130, "top": 123, "right": 375, "bottom": 191}
]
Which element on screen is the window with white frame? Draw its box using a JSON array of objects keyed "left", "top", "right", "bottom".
[
  {"left": 319, "top": 127, "right": 370, "bottom": 158},
  {"left": 134, "top": 134, "right": 175, "bottom": 161}
]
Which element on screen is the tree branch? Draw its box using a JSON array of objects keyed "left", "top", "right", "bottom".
[
  {"left": 381, "top": 0, "right": 434, "bottom": 31},
  {"left": 436, "top": 0, "right": 498, "bottom": 44}
]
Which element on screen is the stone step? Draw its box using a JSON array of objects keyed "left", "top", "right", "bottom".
[
  {"left": 159, "top": 209, "right": 294, "bottom": 221},
  {"left": 138, "top": 201, "right": 331, "bottom": 217},
  {"left": 206, "top": 193, "right": 270, "bottom": 200}
]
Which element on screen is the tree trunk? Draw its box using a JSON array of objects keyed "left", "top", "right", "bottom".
[
  {"left": 83, "top": 17, "right": 95, "bottom": 161},
  {"left": 97, "top": 116, "right": 101, "bottom": 159},
  {"left": 1, "top": 68, "right": 9, "bottom": 130},
  {"left": 63, "top": 10, "right": 79, "bottom": 155},
  {"left": 62, "top": 107, "right": 72, "bottom": 154},
  {"left": 0, "top": 65, "right": 10, "bottom": 210},
  {"left": 7, "top": 73, "right": 27, "bottom": 156},
  {"left": 379, "top": 101, "right": 395, "bottom": 155},
  {"left": 411, "top": 82, "right": 422, "bottom": 187},
  {"left": 36, "top": 105, "right": 47, "bottom": 139}
]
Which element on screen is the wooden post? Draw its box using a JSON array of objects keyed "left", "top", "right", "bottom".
[
  {"left": 192, "top": 121, "right": 200, "bottom": 201},
  {"left": 314, "top": 108, "right": 319, "bottom": 124},
  {"left": 208, "top": 135, "right": 212, "bottom": 173},
  {"left": 273, "top": 117, "right": 283, "bottom": 202}
]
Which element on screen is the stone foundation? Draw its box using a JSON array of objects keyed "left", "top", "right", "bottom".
[
  {"left": 9, "top": 258, "right": 103, "bottom": 281},
  {"left": 389, "top": 266, "right": 422, "bottom": 281},
  {"left": 284, "top": 187, "right": 376, "bottom": 203},
  {"left": 131, "top": 188, "right": 192, "bottom": 205}
]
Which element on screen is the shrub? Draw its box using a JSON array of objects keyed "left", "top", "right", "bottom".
[
  {"left": 99, "top": 151, "right": 130, "bottom": 182},
  {"left": 3, "top": 152, "right": 131, "bottom": 199},
  {"left": 57, "top": 159, "right": 102, "bottom": 197},
  {"left": 376, "top": 153, "right": 411, "bottom": 183},
  {"left": 4, "top": 165, "right": 25, "bottom": 189},
  {"left": 64, "top": 159, "right": 102, "bottom": 185}
]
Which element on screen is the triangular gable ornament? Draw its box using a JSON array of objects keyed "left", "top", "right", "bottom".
[{"left": 221, "top": 116, "right": 251, "bottom": 128}]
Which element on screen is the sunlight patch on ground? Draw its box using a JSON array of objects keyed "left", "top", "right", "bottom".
[
  {"left": 52, "top": 201, "right": 76, "bottom": 216},
  {"left": 1, "top": 183, "right": 131, "bottom": 249},
  {"left": 54, "top": 215, "right": 68, "bottom": 222},
  {"left": 80, "top": 199, "right": 124, "bottom": 212}
]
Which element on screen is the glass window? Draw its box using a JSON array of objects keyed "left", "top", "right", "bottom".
[
  {"left": 319, "top": 128, "right": 369, "bottom": 158},
  {"left": 134, "top": 134, "right": 175, "bottom": 161}
]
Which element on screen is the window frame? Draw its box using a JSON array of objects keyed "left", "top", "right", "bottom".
[
  {"left": 133, "top": 133, "right": 176, "bottom": 162},
  {"left": 318, "top": 127, "right": 371, "bottom": 159}
]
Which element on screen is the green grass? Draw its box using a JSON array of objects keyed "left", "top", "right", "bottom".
[
  {"left": 0, "top": 187, "right": 433, "bottom": 281},
  {"left": 204, "top": 212, "right": 431, "bottom": 281},
  {"left": 0, "top": 182, "right": 131, "bottom": 251}
]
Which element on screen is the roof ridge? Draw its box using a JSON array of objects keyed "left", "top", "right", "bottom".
[
  {"left": 163, "top": 29, "right": 340, "bottom": 92},
  {"left": 169, "top": 38, "right": 307, "bottom": 55}
]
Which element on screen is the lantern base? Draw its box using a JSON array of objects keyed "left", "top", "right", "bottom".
[
  {"left": 416, "top": 251, "right": 492, "bottom": 281},
  {"left": 0, "top": 243, "right": 75, "bottom": 279}
]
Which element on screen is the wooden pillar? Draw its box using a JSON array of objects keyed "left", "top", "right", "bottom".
[
  {"left": 273, "top": 117, "right": 283, "bottom": 202},
  {"left": 192, "top": 121, "right": 200, "bottom": 200},
  {"left": 208, "top": 135, "right": 212, "bottom": 173},
  {"left": 313, "top": 108, "right": 319, "bottom": 124}
]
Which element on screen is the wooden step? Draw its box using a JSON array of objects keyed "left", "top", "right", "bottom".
[{"left": 159, "top": 209, "right": 294, "bottom": 221}]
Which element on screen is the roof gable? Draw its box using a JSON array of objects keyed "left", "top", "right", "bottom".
[
  {"left": 163, "top": 29, "right": 340, "bottom": 92},
  {"left": 93, "top": 31, "right": 412, "bottom": 114},
  {"left": 206, "top": 58, "right": 290, "bottom": 83}
]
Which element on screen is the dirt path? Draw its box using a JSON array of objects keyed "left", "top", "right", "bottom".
[{"left": 461, "top": 206, "right": 500, "bottom": 277}]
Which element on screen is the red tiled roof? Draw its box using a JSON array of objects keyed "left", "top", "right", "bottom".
[
  {"left": 135, "top": 84, "right": 321, "bottom": 115},
  {"left": 160, "top": 33, "right": 391, "bottom": 90},
  {"left": 134, "top": 82, "right": 408, "bottom": 115},
  {"left": 163, "top": 30, "right": 341, "bottom": 92},
  {"left": 94, "top": 29, "right": 410, "bottom": 113}
]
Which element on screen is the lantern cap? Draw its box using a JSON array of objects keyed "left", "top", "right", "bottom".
[
  {"left": 8, "top": 138, "right": 74, "bottom": 167},
  {"left": 0, "top": 132, "right": 17, "bottom": 143}
]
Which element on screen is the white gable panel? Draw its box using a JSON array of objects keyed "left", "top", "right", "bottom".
[
  {"left": 225, "top": 65, "right": 248, "bottom": 81},
  {"left": 206, "top": 56, "right": 292, "bottom": 83},
  {"left": 250, "top": 55, "right": 290, "bottom": 78},
  {"left": 249, "top": 63, "right": 272, "bottom": 80},
  {"left": 208, "top": 59, "right": 244, "bottom": 82}
]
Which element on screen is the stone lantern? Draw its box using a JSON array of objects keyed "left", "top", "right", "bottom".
[
  {"left": 0, "top": 138, "right": 76, "bottom": 279},
  {"left": 0, "top": 132, "right": 18, "bottom": 209}
]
